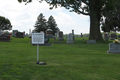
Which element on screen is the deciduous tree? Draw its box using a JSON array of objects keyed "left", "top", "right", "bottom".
[
  {"left": 18, "top": 0, "right": 114, "bottom": 41},
  {"left": 101, "top": 0, "right": 120, "bottom": 32},
  {"left": 0, "top": 16, "right": 12, "bottom": 30}
]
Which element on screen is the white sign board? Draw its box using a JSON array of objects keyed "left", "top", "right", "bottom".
[{"left": 32, "top": 33, "right": 44, "bottom": 44}]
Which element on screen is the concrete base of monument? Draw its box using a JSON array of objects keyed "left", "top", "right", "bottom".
[
  {"left": 37, "top": 62, "right": 46, "bottom": 65},
  {"left": 107, "top": 50, "right": 120, "bottom": 54},
  {"left": 58, "top": 38, "right": 64, "bottom": 41},
  {"left": 15, "top": 37, "right": 24, "bottom": 38},
  {"left": 33, "top": 43, "right": 52, "bottom": 46},
  {"left": 53, "top": 42, "right": 63, "bottom": 44},
  {"left": 87, "top": 40, "right": 96, "bottom": 44},
  {"left": 66, "top": 41, "right": 73, "bottom": 44}
]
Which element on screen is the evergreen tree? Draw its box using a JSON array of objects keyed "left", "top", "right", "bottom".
[
  {"left": 47, "top": 15, "right": 58, "bottom": 35},
  {"left": 34, "top": 13, "right": 47, "bottom": 33}
]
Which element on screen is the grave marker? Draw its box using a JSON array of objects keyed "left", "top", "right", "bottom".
[
  {"left": 15, "top": 32, "right": 24, "bottom": 38},
  {"left": 87, "top": 40, "right": 96, "bottom": 44},
  {"left": 12, "top": 30, "right": 18, "bottom": 37},
  {"left": 107, "top": 43, "right": 120, "bottom": 54},
  {"left": 72, "top": 29, "right": 75, "bottom": 40},
  {"left": 0, "top": 35, "right": 10, "bottom": 42},
  {"left": 110, "top": 34, "right": 117, "bottom": 40},
  {"left": 67, "top": 33, "right": 73, "bottom": 44},
  {"left": 58, "top": 31, "right": 64, "bottom": 41}
]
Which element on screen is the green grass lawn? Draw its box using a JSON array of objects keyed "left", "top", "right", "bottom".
[{"left": 0, "top": 37, "right": 120, "bottom": 80}]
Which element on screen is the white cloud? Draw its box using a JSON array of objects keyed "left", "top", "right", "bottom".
[{"left": 0, "top": 0, "right": 90, "bottom": 34}]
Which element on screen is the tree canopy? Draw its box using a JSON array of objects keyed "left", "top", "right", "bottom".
[
  {"left": 18, "top": 0, "right": 114, "bottom": 41},
  {"left": 0, "top": 16, "right": 12, "bottom": 30},
  {"left": 101, "top": 0, "right": 120, "bottom": 32}
]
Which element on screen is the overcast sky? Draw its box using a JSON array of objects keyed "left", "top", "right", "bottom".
[{"left": 0, "top": 0, "right": 90, "bottom": 34}]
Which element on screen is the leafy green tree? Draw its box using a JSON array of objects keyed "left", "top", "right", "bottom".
[
  {"left": 18, "top": 0, "right": 114, "bottom": 41},
  {"left": 0, "top": 16, "right": 12, "bottom": 30},
  {"left": 34, "top": 13, "right": 47, "bottom": 33},
  {"left": 101, "top": 0, "right": 120, "bottom": 32},
  {"left": 47, "top": 15, "right": 58, "bottom": 35}
]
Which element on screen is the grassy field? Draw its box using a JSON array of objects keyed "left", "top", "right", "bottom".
[{"left": 0, "top": 37, "right": 120, "bottom": 80}]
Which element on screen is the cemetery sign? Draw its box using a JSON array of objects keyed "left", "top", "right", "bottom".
[
  {"left": 32, "top": 33, "right": 46, "bottom": 65},
  {"left": 32, "top": 33, "right": 44, "bottom": 44}
]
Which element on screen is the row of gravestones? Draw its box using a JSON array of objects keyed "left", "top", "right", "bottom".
[
  {"left": 0, "top": 30, "right": 24, "bottom": 42},
  {"left": 102, "top": 34, "right": 119, "bottom": 41},
  {"left": 0, "top": 30, "right": 11, "bottom": 42},
  {"left": 57, "top": 32, "right": 96, "bottom": 44},
  {"left": 54, "top": 30, "right": 75, "bottom": 44},
  {"left": 64, "top": 35, "right": 89, "bottom": 38},
  {"left": 12, "top": 30, "right": 25, "bottom": 38}
]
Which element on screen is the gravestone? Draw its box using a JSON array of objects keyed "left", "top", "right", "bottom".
[
  {"left": 85, "top": 35, "right": 89, "bottom": 37},
  {"left": 15, "top": 32, "right": 24, "bottom": 38},
  {"left": 76, "top": 35, "right": 79, "bottom": 38},
  {"left": 4, "top": 33, "right": 10, "bottom": 36},
  {"left": 44, "top": 35, "right": 49, "bottom": 43},
  {"left": 72, "top": 30, "right": 75, "bottom": 40},
  {"left": 118, "top": 35, "right": 120, "bottom": 38},
  {"left": 81, "top": 33, "right": 83, "bottom": 37},
  {"left": 12, "top": 30, "right": 18, "bottom": 37},
  {"left": 110, "top": 34, "right": 117, "bottom": 40},
  {"left": 23, "top": 31, "right": 25, "bottom": 37},
  {"left": 103, "top": 34, "right": 109, "bottom": 41},
  {"left": 107, "top": 43, "right": 120, "bottom": 54},
  {"left": 87, "top": 40, "right": 96, "bottom": 44},
  {"left": 25, "top": 33, "right": 29, "bottom": 37},
  {"left": 64, "top": 35, "right": 67, "bottom": 38},
  {"left": 46, "top": 29, "right": 53, "bottom": 38},
  {"left": 0, "top": 35, "right": 10, "bottom": 42},
  {"left": 66, "top": 33, "right": 73, "bottom": 44},
  {"left": 58, "top": 31, "right": 64, "bottom": 41},
  {"left": 57, "top": 30, "right": 60, "bottom": 38},
  {"left": 29, "top": 29, "right": 31, "bottom": 35}
]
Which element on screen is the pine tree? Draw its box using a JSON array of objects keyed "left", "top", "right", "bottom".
[
  {"left": 34, "top": 13, "right": 47, "bottom": 33},
  {"left": 47, "top": 15, "right": 58, "bottom": 35}
]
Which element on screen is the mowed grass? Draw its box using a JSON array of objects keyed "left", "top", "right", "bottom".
[{"left": 0, "top": 37, "right": 120, "bottom": 80}]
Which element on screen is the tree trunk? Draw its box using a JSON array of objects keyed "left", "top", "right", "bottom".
[{"left": 89, "top": 0, "right": 104, "bottom": 41}]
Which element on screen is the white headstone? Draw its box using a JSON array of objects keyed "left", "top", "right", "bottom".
[{"left": 67, "top": 33, "right": 73, "bottom": 44}]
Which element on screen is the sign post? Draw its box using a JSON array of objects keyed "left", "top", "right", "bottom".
[
  {"left": 37, "top": 44, "right": 39, "bottom": 63},
  {"left": 32, "top": 33, "right": 46, "bottom": 65}
]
